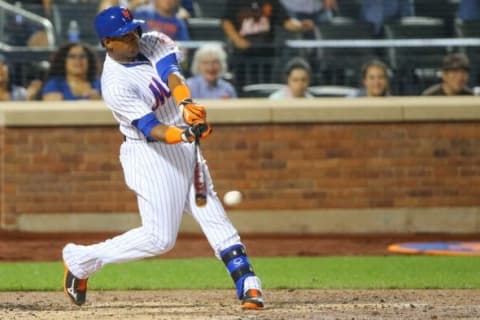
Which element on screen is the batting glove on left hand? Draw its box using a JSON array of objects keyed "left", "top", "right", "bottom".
[{"left": 179, "top": 98, "right": 207, "bottom": 125}]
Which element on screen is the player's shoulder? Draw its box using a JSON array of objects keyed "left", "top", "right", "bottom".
[
  {"left": 101, "top": 57, "right": 124, "bottom": 81},
  {"left": 140, "top": 31, "right": 176, "bottom": 47}
]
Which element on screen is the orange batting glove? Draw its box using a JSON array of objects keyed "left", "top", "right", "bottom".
[
  {"left": 179, "top": 98, "right": 207, "bottom": 125},
  {"left": 172, "top": 84, "right": 207, "bottom": 125},
  {"left": 164, "top": 123, "right": 212, "bottom": 144}
]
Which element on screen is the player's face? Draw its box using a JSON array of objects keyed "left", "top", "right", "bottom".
[
  {"left": 199, "top": 56, "right": 221, "bottom": 83},
  {"left": 363, "top": 66, "right": 388, "bottom": 97},
  {"left": 65, "top": 45, "right": 88, "bottom": 77},
  {"left": 287, "top": 68, "right": 310, "bottom": 98},
  {"left": 104, "top": 31, "right": 140, "bottom": 62},
  {"left": 442, "top": 69, "right": 469, "bottom": 95}
]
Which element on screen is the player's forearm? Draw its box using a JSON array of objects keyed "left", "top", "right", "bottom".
[{"left": 167, "top": 73, "right": 191, "bottom": 105}]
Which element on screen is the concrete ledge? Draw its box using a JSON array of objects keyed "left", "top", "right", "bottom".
[
  {"left": 1, "top": 96, "right": 480, "bottom": 126},
  {"left": 271, "top": 98, "right": 403, "bottom": 123},
  {"left": 0, "top": 101, "right": 115, "bottom": 126},
  {"left": 400, "top": 96, "right": 480, "bottom": 121},
  {"left": 15, "top": 207, "right": 480, "bottom": 234}
]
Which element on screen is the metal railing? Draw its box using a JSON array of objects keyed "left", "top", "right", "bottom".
[
  {"left": 0, "top": 0, "right": 55, "bottom": 49},
  {"left": 286, "top": 38, "right": 480, "bottom": 48}
]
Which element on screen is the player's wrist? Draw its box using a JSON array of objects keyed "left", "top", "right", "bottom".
[
  {"left": 172, "top": 84, "right": 191, "bottom": 106},
  {"left": 165, "top": 126, "right": 185, "bottom": 144}
]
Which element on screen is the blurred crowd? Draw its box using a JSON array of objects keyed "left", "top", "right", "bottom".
[{"left": 1, "top": 0, "right": 479, "bottom": 101}]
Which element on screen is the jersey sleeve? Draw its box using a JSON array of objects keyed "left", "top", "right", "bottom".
[
  {"left": 140, "top": 31, "right": 183, "bottom": 63},
  {"left": 102, "top": 83, "right": 153, "bottom": 125}
]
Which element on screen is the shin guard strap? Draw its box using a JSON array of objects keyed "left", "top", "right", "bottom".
[{"left": 220, "top": 244, "right": 255, "bottom": 299}]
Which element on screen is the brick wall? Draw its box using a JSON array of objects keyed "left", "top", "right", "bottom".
[{"left": 1, "top": 121, "right": 479, "bottom": 228}]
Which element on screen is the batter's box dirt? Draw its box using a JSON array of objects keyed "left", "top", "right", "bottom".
[{"left": 1, "top": 289, "right": 480, "bottom": 319}]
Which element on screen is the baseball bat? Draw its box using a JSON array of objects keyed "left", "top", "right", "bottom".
[{"left": 194, "top": 135, "right": 207, "bottom": 207}]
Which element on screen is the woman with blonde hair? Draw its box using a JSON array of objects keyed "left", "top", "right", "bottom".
[{"left": 186, "top": 44, "right": 237, "bottom": 99}]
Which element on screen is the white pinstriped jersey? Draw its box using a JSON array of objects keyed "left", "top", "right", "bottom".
[
  {"left": 62, "top": 30, "right": 262, "bottom": 299},
  {"left": 101, "top": 31, "right": 184, "bottom": 140}
]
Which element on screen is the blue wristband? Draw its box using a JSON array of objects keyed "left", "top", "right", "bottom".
[
  {"left": 132, "top": 112, "right": 161, "bottom": 139},
  {"left": 155, "top": 53, "right": 181, "bottom": 84}
]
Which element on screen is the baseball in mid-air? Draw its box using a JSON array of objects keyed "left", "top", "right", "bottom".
[{"left": 223, "top": 190, "right": 242, "bottom": 206}]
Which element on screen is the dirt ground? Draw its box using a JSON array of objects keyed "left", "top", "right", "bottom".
[
  {"left": 2, "top": 289, "right": 480, "bottom": 320},
  {"left": 1, "top": 231, "right": 480, "bottom": 319}
]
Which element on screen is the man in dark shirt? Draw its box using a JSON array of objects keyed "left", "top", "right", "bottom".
[
  {"left": 222, "top": 0, "right": 306, "bottom": 92},
  {"left": 422, "top": 53, "right": 473, "bottom": 96}
]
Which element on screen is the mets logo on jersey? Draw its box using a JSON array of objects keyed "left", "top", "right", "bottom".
[
  {"left": 122, "top": 9, "right": 132, "bottom": 21},
  {"left": 149, "top": 77, "right": 171, "bottom": 111}
]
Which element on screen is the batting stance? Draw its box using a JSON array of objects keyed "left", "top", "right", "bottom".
[{"left": 62, "top": 6, "right": 264, "bottom": 310}]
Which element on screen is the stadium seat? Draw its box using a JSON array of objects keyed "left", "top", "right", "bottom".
[
  {"left": 308, "top": 85, "right": 360, "bottom": 97},
  {"left": 385, "top": 16, "right": 449, "bottom": 94},
  {"left": 315, "top": 19, "right": 378, "bottom": 86},
  {"left": 414, "top": 0, "right": 458, "bottom": 36},
  {"left": 455, "top": 19, "right": 480, "bottom": 38},
  {"left": 455, "top": 19, "right": 480, "bottom": 86},
  {"left": 21, "top": 3, "right": 47, "bottom": 17},
  {"left": 242, "top": 83, "right": 285, "bottom": 98},
  {"left": 52, "top": 3, "right": 99, "bottom": 46},
  {"left": 187, "top": 18, "right": 225, "bottom": 41},
  {"left": 385, "top": 16, "right": 449, "bottom": 68},
  {"left": 195, "top": 0, "right": 226, "bottom": 18},
  {"left": 335, "top": 0, "right": 361, "bottom": 21}
]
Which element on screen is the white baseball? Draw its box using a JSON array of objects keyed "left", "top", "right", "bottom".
[{"left": 223, "top": 190, "right": 242, "bottom": 206}]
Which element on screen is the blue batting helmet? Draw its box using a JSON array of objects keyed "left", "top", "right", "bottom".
[{"left": 94, "top": 6, "right": 142, "bottom": 40}]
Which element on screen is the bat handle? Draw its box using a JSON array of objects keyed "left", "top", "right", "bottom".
[
  {"left": 195, "top": 193, "right": 207, "bottom": 207},
  {"left": 194, "top": 136, "right": 207, "bottom": 207}
]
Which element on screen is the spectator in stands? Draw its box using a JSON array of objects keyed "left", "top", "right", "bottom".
[
  {"left": 222, "top": 0, "right": 308, "bottom": 89},
  {"left": 5, "top": 0, "right": 51, "bottom": 17},
  {"left": 133, "top": 0, "right": 190, "bottom": 40},
  {"left": 269, "top": 57, "right": 314, "bottom": 99},
  {"left": 360, "top": 0, "right": 415, "bottom": 36},
  {"left": 42, "top": 43, "right": 101, "bottom": 101},
  {"left": 179, "top": 0, "right": 195, "bottom": 19},
  {"left": 98, "top": 0, "right": 149, "bottom": 12},
  {"left": 458, "top": 0, "right": 480, "bottom": 21},
  {"left": 422, "top": 52, "right": 473, "bottom": 96},
  {"left": 100, "top": 0, "right": 194, "bottom": 19},
  {"left": 186, "top": 44, "right": 237, "bottom": 99},
  {"left": 352, "top": 59, "right": 391, "bottom": 97},
  {"left": 4, "top": 0, "right": 51, "bottom": 47},
  {"left": 280, "top": 0, "right": 337, "bottom": 26},
  {"left": 0, "top": 54, "right": 43, "bottom": 101}
]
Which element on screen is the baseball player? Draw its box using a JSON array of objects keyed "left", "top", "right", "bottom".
[{"left": 62, "top": 6, "right": 264, "bottom": 310}]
